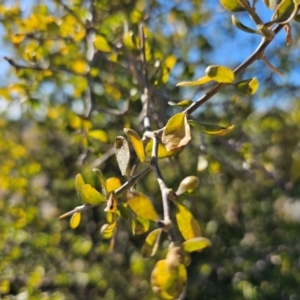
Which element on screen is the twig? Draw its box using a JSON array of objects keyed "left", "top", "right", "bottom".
[{"left": 260, "top": 55, "right": 283, "bottom": 76}]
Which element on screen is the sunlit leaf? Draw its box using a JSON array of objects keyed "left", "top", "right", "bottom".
[
  {"left": 123, "top": 31, "right": 138, "bottom": 49},
  {"left": 81, "top": 184, "right": 106, "bottom": 205},
  {"left": 88, "top": 129, "right": 108, "bottom": 143},
  {"left": 231, "top": 15, "right": 260, "bottom": 34},
  {"left": 71, "top": 59, "right": 89, "bottom": 74},
  {"left": 127, "top": 191, "right": 159, "bottom": 221},
  {"left": 141, "top": 228, "right": 163, "bottom": 258},
  {"left": 92, "top": 168, "right": 106, "bottom": 196},
  {"left": 106, "top": 177, "right": 122, "bottom": 194},
  {"left": 168, "top": 100, "right": 194, "bottom": 107},
  {"left": 220, "top": 0, "right": 247, "bottom": 11},
  {"left": 188, "top": 120, "right": 235, "bottom": 136},
  {"left": 182, "top": 237, "right": 212, "bottom": 252},
  {"left": 104, "top": 192, "right": 118, "bottom": 213},
  {"left": 205, "top": 65, "right": 235, "bottom": 83},
  {"left": 271, "top": 0, "right": 298, "bottom": 24},
  {"left": 176, "top": 75, "right": 211, "bottom": 87},
  {"left": 176, "top": 202, "right": 201, "bottom": 240},
  {"left": 75, "top": 174, "right": 85, "bottom": 202},
  {"left": 101, "top": 221, "right": 116, "bottom": 239},
  {"left": 114, "top": 136, "right": 130, "bottom": 176},
  {"left": 176, "top": 176, "right": 199, "bottom": 196},
  {"left": 162, "top": 112, "right": 191, "bottom": 151},
  {"left": 124, "top": 128, "right": 145, "bottom": 162},
  {"left": 234, "top": 78, "right": 259, "bottom": 95},
  {"left": 145, "top": 139, "right": 182, "bottom": 158},
  {"left": 94, "top": 34, "right": 112, "bottom": 52},
  {"left": 70, "top": 212, "right": 81, "bottom": 229},
  {"left": 132, "top": 216, "right": 150, "bottom": 235}
]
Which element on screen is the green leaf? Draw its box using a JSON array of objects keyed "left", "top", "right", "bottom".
[
  {"left": 176, "top": 202, "right": 201, "bottom": 240},
  {"left": 176, "top": 75, "right": 211, "bottom": 87},
  {"left": 114, "top": 136, "right": 130, "bottom": 176},
  {"left": 234, "top": 78, "right": 259, "bottom": 95},
  {"left": 127, "top": 191, "right": 159, "bottom": 221},
  {"left": 188, "top": 120, "right": 235, "bottom": 136},
  {"left": 92, "top": 168, "right": 106, "bottom": 197},
  {"left": 176, "top": 176, "right": 199, "bottom": 196},
  {"left": 124, "top": 128, "right": 145, "bottom": 162},
  {"left": 81, "top": 184, "right": 106, "bottom": 205},
  {"left": 220, "top": 0, "right": 247, "bottom": 12},
  {"left": 231, "top": 15, "right": 260, "bottom": 34},
  {"left": 141, "top": 228, "right": 163, "bottom": 258},
  {"left": 75, "top": 174, "right": 85, "bottom": 202},
  {"left": 271, "top": 0, "right": 298, "bottom": 24},
  {"left": 162, "top": 112, "right": 191, "bottom": 151},
  {"left": 182, "top": 237, "right": 212, "bottom": 253},
  {"left": 70, "top": 212, "right": 81, "bottom": 229},
  {"left": 168, "top": 100, "right": 194, "bottom": 107},
  {"left": 94, "top": 34, "right": 111, "bottom": 52},
  {"left": 132, "top": 216, "right": 150, "bottom": 235},
  {"left": 88, "top": 129, "right": 108, "bottom": 143},
  {"left": 205, "top": 65, "right": 235, "bottom": 83},
  {"left": 145, "top": 139, "right": 183, "bottom": 158}
]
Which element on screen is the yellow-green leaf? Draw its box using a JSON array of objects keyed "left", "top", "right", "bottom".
[
  {"left": 124, "top": 128, "right": 145, "bottom": 162},
  {"left": 220, "top": 0, "right": 247, "bottom": 12},
  {"left": 93, "top": 168, "right": 106, "bottom": 196},
  {"left": 145, "top": 139, "right": 182, "bottom": 158},
  {"left": 114, "top": 136, "right": 130, "bottom": 176},
  {"left": 106, "top": 177, "right": 122, "bottom": 194},
  {"left": 271, "top": 0, "right": 298, "bottom": 24},
  {"left": 81, "top": 184, "right": 106, "bottom": 205},
  {"left": 132, "top": 216, "right": 150, "bottom": 235},
  {"left": 182, "top": 237, "right": 212, "bottom": 253},
  {"left": 100, "top": 221, "right": 116, "bottom": 239},
  {"left": 127, "top": 191, "right": 159, "bottom": 221},
  {"left": 162, "top": 112, "right": 191, "bottom": 151},
  {"left": 88, "top": 129, "right": 108, "bottom": 143},
  {"left": 231, "top": 15, "right": 260, "bottom": 34},
  {"left": 234, "top": 78, "right": 259, "bottom": 95},
  {"left": 176, "top": 202, "right": 201, "bottom": 240},
  {"left": 75, "top": 174, "right": 85, "bottom": 202},
  {"left": 168, "top": 100, "right": 194, "bottom": 107},
  {"left": 141, "top": 228, "right": 163, "bottom": 258},
  {"left": 188, "top": 120, "right": 235, "bottom": 136},
  {"left": 176, "top": 176, "right": 199, "bottom": 196},
  {"left": 176, "top": 75, "right": 211, "bottom": 87},
  {"left": 70, "top": 212, "right": 81, "bottom": 229},
  {"left": 151, "top": 256, "right": 187, "bottom": 300},
  {"left": 94, "top": 34, "right": 111, "bottom": 52},
  {"left": 205, "top": 65, "right": 235, "bottom": 83}
]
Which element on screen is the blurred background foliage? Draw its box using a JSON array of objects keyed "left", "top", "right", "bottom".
[{"left": 1, "top": 0, "right": 300, "bottom": 299}]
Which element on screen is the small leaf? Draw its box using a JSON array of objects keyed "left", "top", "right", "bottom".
[
  {"left": 220, "top": 0, "right": 247, "bottom": 11},
  {"left": 70, "top": 212, "right": 81, "bottom": 229},
  {"left": 176, "top": 176, "right": 199, "bottom": 196},
  {"left": 132, "top": 216, "right": 150, "bottom": 235},
  {"left": 234, "top": 78, "right": 259, "bottom": 95},
  {"left": 104, "top": 192, "right": 118, "bottom": 213},
  {"left": 188, "top": 120, "right": 235, "bottom": 136},
  {"left": 81, "top": 184, "right": 106, "bottom": 205},
  {"left": 101, "top": 221, "right": 117, "bottom": 239},
  {"left": 75, "top": 174, "right": 85, "bottom": 202},
  {"left": 151, "top": 253, "right": 187, "bottom": 300},
  {"left": 106, "top": 177, "right": 122, "bottom": 194},
  {"left": 182, "top": 237, "right": 212, "bottom": 253},
  {"left": 176, "top": 202, "right": 201, "bottom": 240},
  {"left": 117, "top": 204, "right": 131, "bottom": 220},
  {"left": 114, "top": 136, "right": 130, "bottom": 176},
  {"left": 205, "top": 65, "right": 235, "bottom": 83},
  {"left": 162, "top": 112, "right": 191, "bottom": 151},
  {"left": 127, "top": 191, "right": 159, "bottom": 221},
  {"left": 168, "top": 100, "right": 194, "bottom": 107},
  {"left": 271, "top": 0, "right": 298, "bottom": 24},
  {"left": 231, "top": 15, "right": 260, "bottom": 34},
  {"left": 145, "top": 139, "right": 182, "bottom": 158},
  {"left": 88, "top": 129, "right": 108, "bottom": 143},
  {"left": 94, "top": 34, "right": 111, "bottom": 52},
  {"left": 93, "top": 168, "right": 106, "bottom": 196},
  {"left": 141, "top": 228, "right": 163, "bottom": 258},
  {"left": 176, "top": 75, "right": 211, "bottom": 87},
  {"left": 124, "top": 128, "right": 145, "bottom": 162}
]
